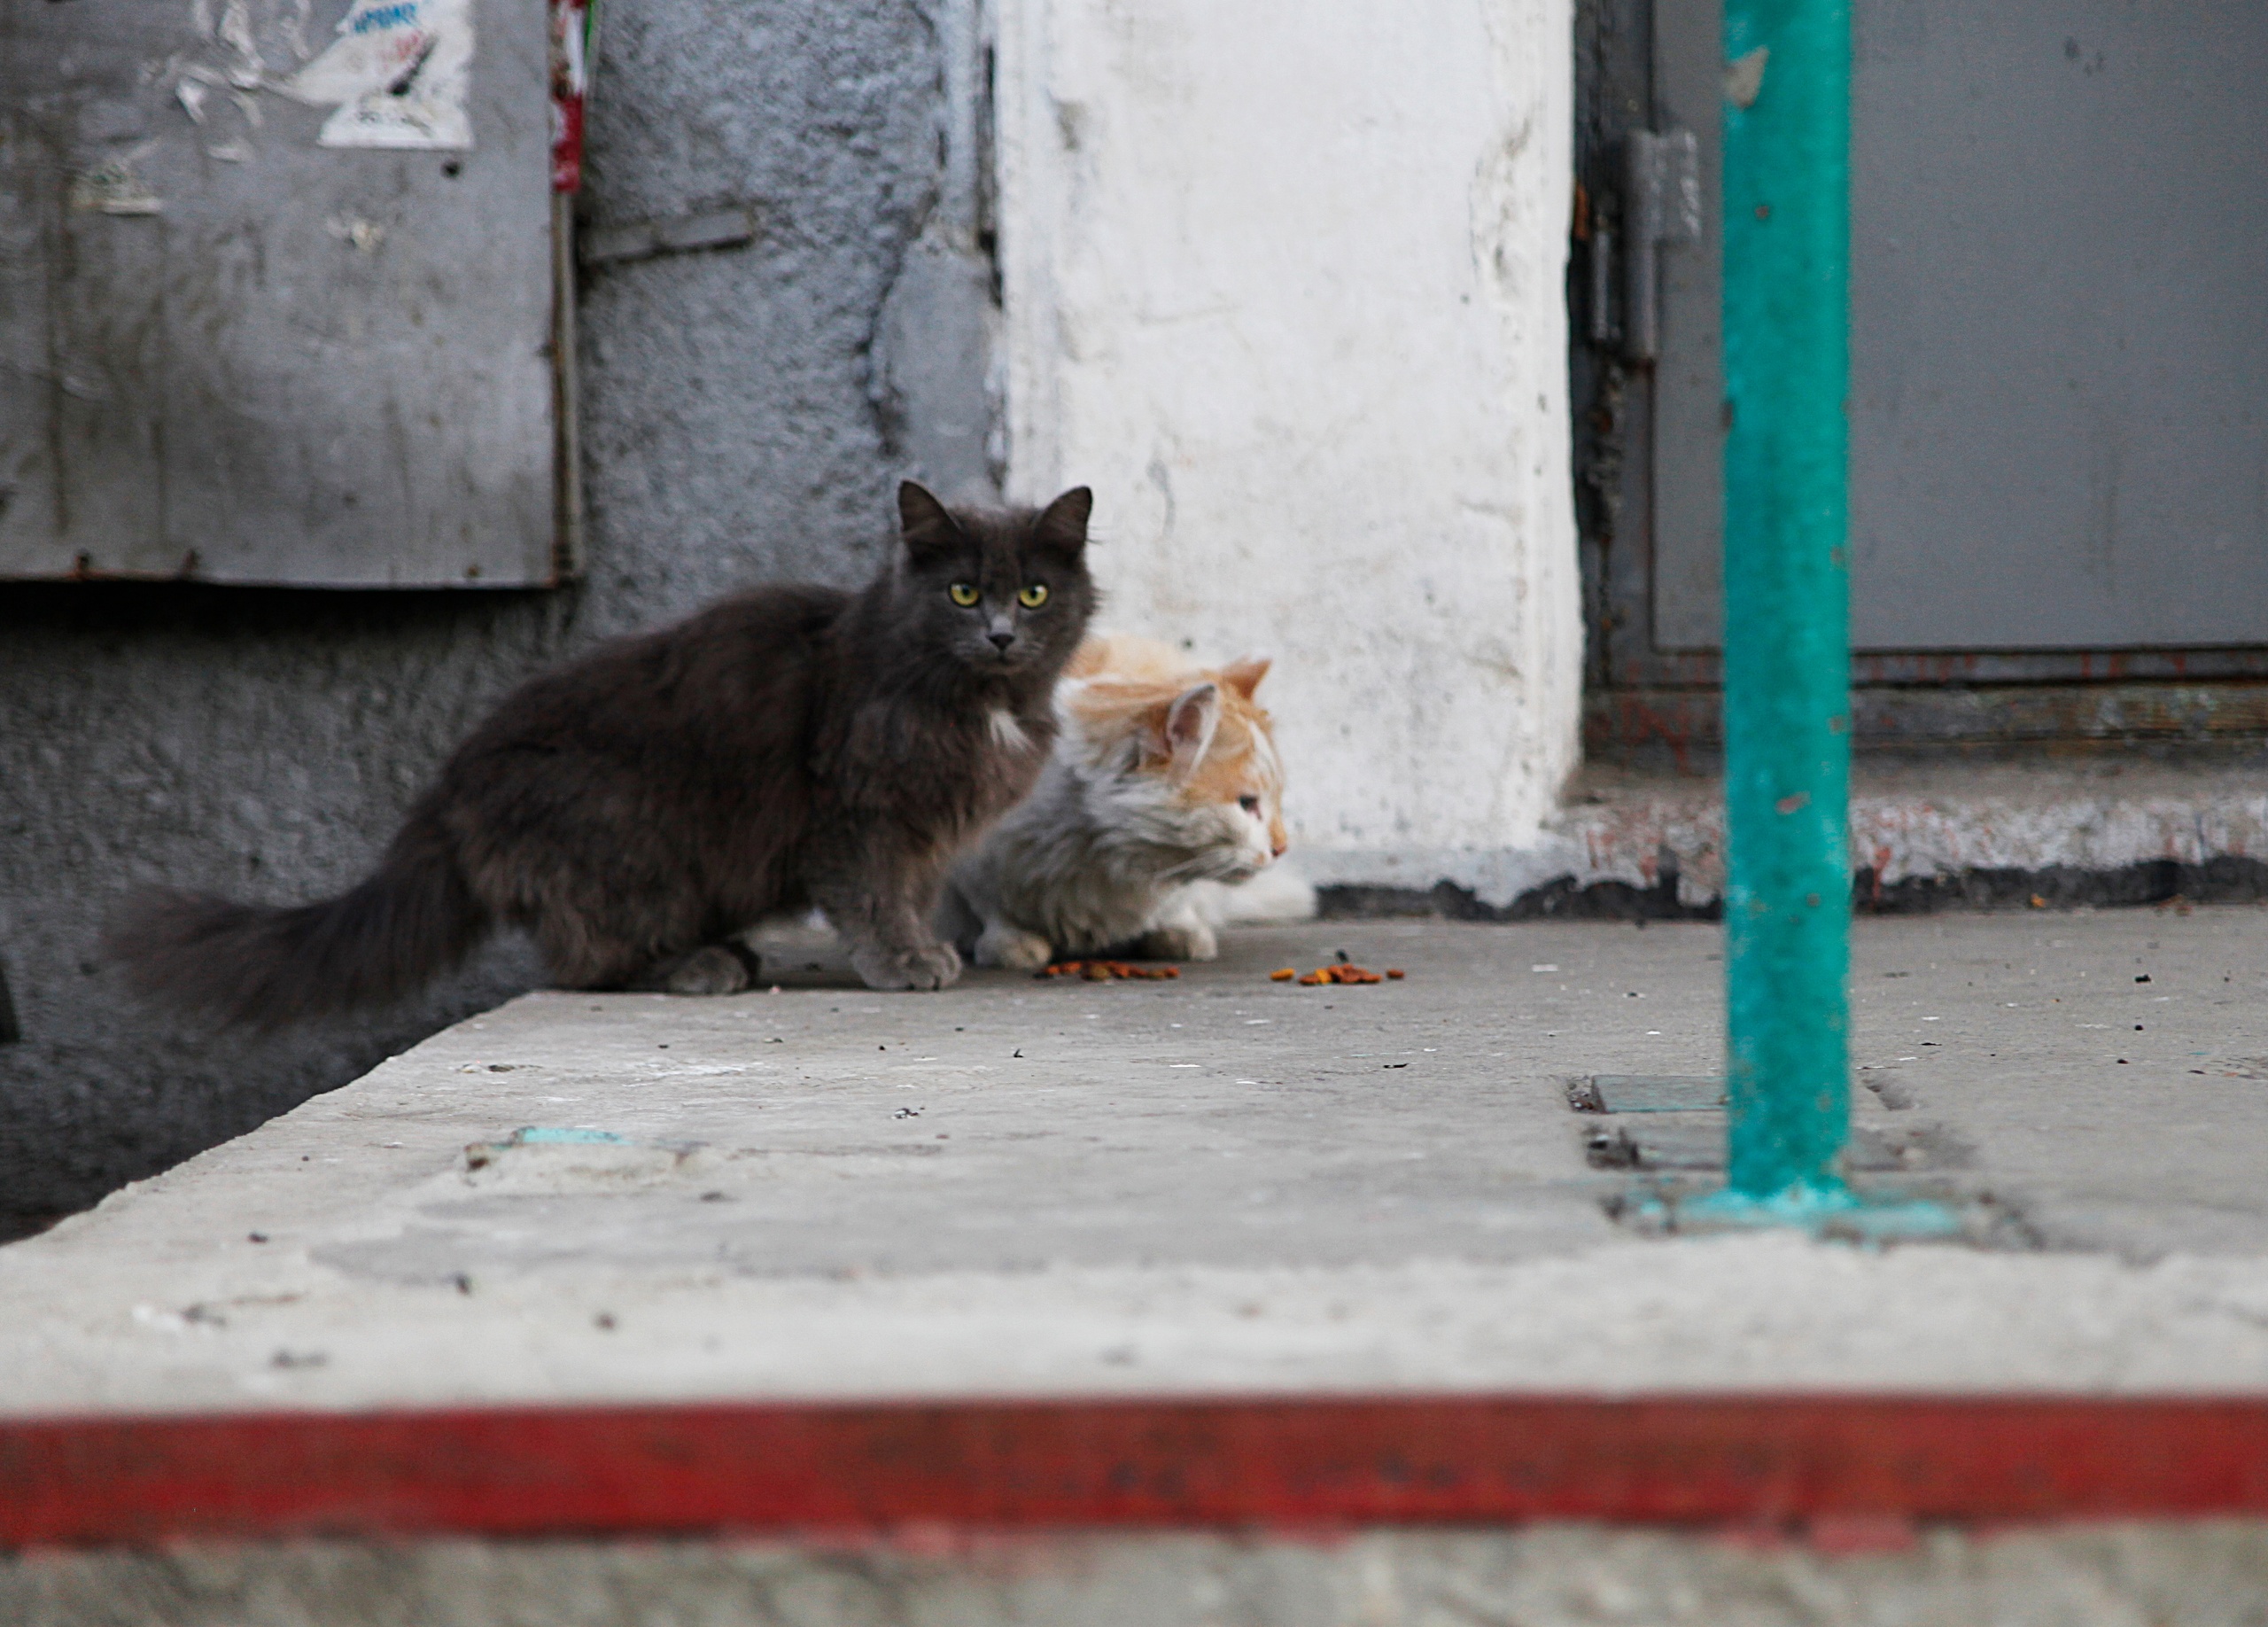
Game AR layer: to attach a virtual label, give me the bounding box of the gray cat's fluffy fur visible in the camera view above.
[110,483,1098,1023]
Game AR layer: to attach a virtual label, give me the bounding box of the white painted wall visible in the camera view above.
[996,0,1581,884]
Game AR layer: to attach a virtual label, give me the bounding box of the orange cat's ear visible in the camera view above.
[1217,656,1270,700]
[1161,681,1222,780]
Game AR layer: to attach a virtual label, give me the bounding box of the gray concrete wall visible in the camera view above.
[0,0,971,1235]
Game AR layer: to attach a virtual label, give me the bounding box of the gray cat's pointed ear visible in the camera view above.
[1035,486,1094,552]
[898,481,963,560]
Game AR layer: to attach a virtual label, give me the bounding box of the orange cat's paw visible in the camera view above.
[1137,918,1218,961]
[975,923,1054,971]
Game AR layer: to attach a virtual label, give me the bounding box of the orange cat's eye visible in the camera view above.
[948,582,981,607]
[1017,583,1049,609]
[1239,796,1262,815]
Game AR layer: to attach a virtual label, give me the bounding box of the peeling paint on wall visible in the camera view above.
[163,0,315,163]
[67,151,163,215]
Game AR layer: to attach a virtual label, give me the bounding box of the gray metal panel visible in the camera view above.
[1652,0,2268,652]
[0,0,557,587]
[1583,1075,1727,1113]
[1648,0,1726,651]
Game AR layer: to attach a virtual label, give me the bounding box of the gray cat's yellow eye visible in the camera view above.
[948,582,981,607]
[1017,583,1049,609]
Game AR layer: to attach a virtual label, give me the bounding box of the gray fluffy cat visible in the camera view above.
[111,484,1098,1022]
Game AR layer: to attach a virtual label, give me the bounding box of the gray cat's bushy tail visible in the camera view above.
[107,808,488,1029]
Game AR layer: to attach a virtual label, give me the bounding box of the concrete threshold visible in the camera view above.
[1308,759,2268,919]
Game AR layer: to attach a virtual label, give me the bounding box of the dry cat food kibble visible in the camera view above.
[1037,960,1182,981]
[1295,964,1387,985]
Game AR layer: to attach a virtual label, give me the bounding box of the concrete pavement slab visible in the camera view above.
[7,911,2268,1415]
[12,1522,2268,1627]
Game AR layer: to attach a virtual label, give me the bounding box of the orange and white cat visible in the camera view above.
[940,634,1302,967]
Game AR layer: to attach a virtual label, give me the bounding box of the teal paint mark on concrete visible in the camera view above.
[1682,1182,1963,1242]
[511,1127,630,1145]
[1719,0,1853,1199]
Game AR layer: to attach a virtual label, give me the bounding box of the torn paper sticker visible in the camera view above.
[276,0,473,151]
[548,0,590,191]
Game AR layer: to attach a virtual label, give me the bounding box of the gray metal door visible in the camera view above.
[1648,0,2268,653]
[0,0,567,588]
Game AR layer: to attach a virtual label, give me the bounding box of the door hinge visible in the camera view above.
[1623,128,1700,362]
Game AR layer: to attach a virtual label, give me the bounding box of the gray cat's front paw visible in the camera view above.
[659,944,756,995]
[853,940,963,992]
[975,923,1054,971]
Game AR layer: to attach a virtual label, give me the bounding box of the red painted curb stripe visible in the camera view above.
[4,1396,2267,1547]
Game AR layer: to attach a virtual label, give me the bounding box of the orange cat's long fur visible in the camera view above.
[939,634,1293,967]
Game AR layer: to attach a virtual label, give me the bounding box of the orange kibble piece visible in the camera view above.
[1270,968,1296,982]
[1081,962,1110,981]
[1386,969,1405,980]
[1298,969,1331,985]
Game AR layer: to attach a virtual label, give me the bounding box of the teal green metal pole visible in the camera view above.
[1720,0,1852,1200]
